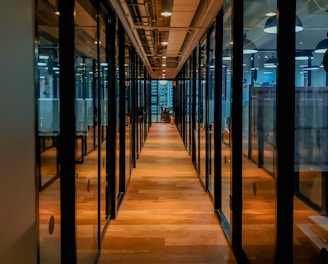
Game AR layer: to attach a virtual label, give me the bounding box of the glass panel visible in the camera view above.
[221,0,232,229]
[37,0,61,262]
[195,45,200,173]
[137,65,142,155]
[294,0,328,262]
[74,1,99,262]
[208,28,215,195]
[199,39,207,185]
[242,0,277,261]
[125,47,132,186]
[151,80,160,122]
[185,60,191,154]
[159,80,173,118]
[115,23,120,206]
[99,10,108,234]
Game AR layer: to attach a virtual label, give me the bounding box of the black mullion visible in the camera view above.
[275,0,296,262]
[58,0,76,262]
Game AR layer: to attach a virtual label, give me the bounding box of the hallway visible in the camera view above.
[98,123,237,263]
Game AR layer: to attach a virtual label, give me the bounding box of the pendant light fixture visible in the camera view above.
[264,56,277,68]
[243,37,257,54]
[314,33,328,54]
[264,15,303,34]
[161,0,173,17]
[295,50,313,60]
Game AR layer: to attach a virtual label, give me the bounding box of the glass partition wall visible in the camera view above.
[199,38,207,186]
[239,0,328,262]
[74,1,104,261]
[241,0,277,262]
[37,0,111,262]
[36,0,61,262]
[99,16,108,235]
[125,45,132,189]
[293,0,328,262]
[185,60,192,155]
[221,0,232,232]
[174,0,328,262]
[208,27,215,196]
[194,45,200,173]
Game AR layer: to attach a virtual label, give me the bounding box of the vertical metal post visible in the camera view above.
[275,0,295,262]
[58,0,76,262]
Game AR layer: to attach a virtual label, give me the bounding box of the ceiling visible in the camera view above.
[109,0,223,79]
[37,0,328,79]
[37,0,223,79]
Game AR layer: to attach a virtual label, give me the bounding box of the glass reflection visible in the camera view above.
[221,1,232,230]
[99,12,108,236]
[37,0,61,262]
[74,1,103,262]
[294,0,328,262]
[195,45,200,173]
[125,45,131,190]
[208,28,215,195]
[199,39,207,185]
[241,0,276,261]
[185,60,192,155]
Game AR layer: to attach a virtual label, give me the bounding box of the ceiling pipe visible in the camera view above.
[136,0,155,55]
[109,0,153,74]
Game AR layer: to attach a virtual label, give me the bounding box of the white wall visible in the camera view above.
[0,0,37,263]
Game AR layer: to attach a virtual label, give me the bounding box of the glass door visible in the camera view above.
[242,0,277,261]
[74,1,100,262]
[37,46,60,190]
[293,0,328,262]
[208,28,215,195]
[199,38,207,186]
[36,0,61,262]
[194,45,200,173]
[99,9,109,235]
[221,1,232,232]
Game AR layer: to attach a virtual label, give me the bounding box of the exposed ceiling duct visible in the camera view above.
[109,0,223,79]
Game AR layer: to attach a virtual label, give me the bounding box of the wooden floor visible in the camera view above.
[38,122,326,263]
[98,123,237,264]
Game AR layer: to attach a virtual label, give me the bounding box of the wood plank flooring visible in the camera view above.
[98,123,237,264]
